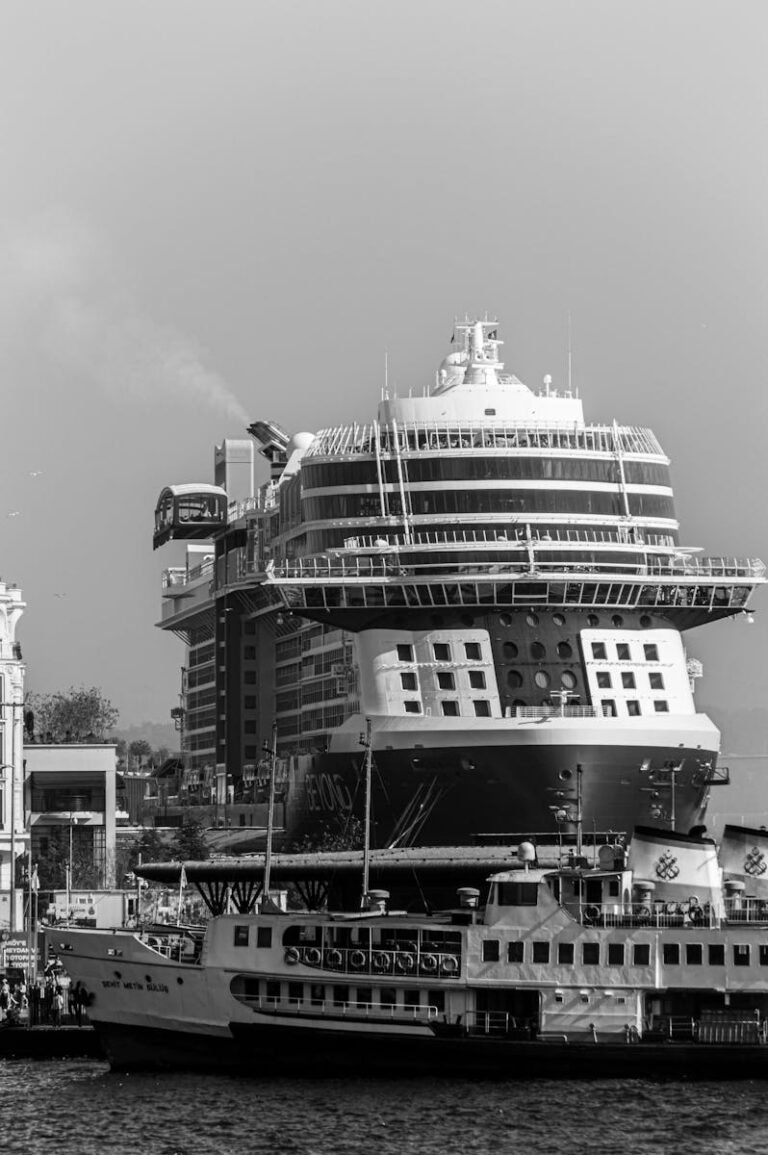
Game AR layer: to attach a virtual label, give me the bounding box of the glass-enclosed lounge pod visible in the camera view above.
[153,483,228,549]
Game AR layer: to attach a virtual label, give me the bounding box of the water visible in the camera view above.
[2,1061,768,1154]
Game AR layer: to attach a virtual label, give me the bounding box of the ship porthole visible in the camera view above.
[534,671,550,689]
[177,977,184,985]
[113,971,122,980]
[561,671,577,689]
[500,613,513,627]
[526,613,539,628]
[507,670,523,689]
[557,642,573,659]
[553,613,566,627]
[587,614,599,627]
[640,614,652,628]
[612,614,624,628]
[530,642,546,660]
[502,642,518,660]
[145,976,152,984]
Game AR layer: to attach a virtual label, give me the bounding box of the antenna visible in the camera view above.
[384,350,389,393]
[567,310,573,394]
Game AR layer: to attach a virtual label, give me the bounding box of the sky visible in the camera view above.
[0,0,766,741]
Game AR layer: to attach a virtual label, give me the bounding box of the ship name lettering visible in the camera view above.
[122,981,144,991]
[101,980,121,989]
[306,774,353,814]
[147,983,169,993]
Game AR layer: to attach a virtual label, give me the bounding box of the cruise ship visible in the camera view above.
[153,319,764,849]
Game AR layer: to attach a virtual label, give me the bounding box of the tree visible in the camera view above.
[26,686,119,743]
[173,817,209,861]
[128,738,153,767]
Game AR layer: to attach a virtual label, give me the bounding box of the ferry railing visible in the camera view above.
[285,943,462,978]
[464,1012,538,1039]
[242,994,440,1022]
[341,529,678,550]
[724,898,768,923]
[578,901,718,928]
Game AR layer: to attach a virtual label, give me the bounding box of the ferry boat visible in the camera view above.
[154,319,764,847]
[46,824,768,1075]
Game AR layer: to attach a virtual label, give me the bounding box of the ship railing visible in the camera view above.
[516,705,597,719]
[286,943,462,978]
[650,1015,767,1045]
[244,994,440,1022]
[140,928,204,962]
[724,898,768,923]
[464,1012,538,1039]
[306,422,665,459]
[341,529,678,550]
[578,901,718,928]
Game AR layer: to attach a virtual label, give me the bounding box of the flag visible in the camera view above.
[179,865,188,891]
[31,866,39,893]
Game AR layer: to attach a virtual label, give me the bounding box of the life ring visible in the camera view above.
[325,949,343,969]
[440,955,459,976]
[372,951,391,973]
[303,947,322,966]
[637,906,651,921]
[284,947,300,965]
[395,952,415,974]
[420,953,438,974]
[350,949,367,970]
[584,905,600,924]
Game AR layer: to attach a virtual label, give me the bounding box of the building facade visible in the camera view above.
[0,581,27,930]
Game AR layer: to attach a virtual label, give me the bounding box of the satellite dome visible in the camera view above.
[518,841,536,863]
[289,431,315,452]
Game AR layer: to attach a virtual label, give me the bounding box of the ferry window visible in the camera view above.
[404,701,421,714]
[759,945,768,966]
[663,943,680,965]
[709,944,725,966]
[686,944,703,965]
[397,644,413,662]
[582,943,600,965]
[356,987,373,1007]
[596,672,612,689]
[428,989,446,1013]
[401,672,417,690]
[437,671,455,690]
[644,644,659,662]
[380,987,397,1009]
[558,942,574,965]
[633,944,650,966]
[473,701,491,717]
[332,985,349,1007]
[484,409,496,416]
[403,989,421,1008]
[233,926,249,947]
[621,672,636,689]
[433,643,451,661]
[469,671,486,689]
[601,701,617,717]
[497,882,539,906]
[649,672,665,690]
[441,701,460,717]
[507,942,524,963]
[607,943,624,966]
[288,982,303,1004]
[465,642,482,661]
[532,942,550,964]
[608,880,620,897]
[266,980,281,1002]
[653,701,669,713]
[310,984,325,1006]
[482,940,500,963]
[256,927,272,949]
[591,643,607,660]
[627,701,641,716]
[734,944,751,967]
[616,643,631,661]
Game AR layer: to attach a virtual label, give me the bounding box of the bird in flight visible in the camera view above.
[29,471,43,478]
[6,511,20,518]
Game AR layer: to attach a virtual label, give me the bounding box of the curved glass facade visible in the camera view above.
[301,458,672,489]
[301,490,677,522]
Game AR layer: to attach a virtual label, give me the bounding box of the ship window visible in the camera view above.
[601,700,617,717]
[734,944,751,967]
[507,670,523,688]
[558,942,574,965]
[437,671,455,690]
[649,672,665,690]
[686,944,703,965]
[441,701,460,717]
[332,985,349,1007]
[502,642,519,662]
[709,944,725,966]
[760,945,768,966]
[404,701,421,714]
[644,644,659,662]
[465,642,482,661]
[607,943,624,966]
[355,987,373,1007]
[582,943,600,965]
[553,613,566,627]
[591,643,607,660]
[397,644,414,662]
[433,643,451,661]
[532,942,550,964]
[621,672,636,689]
[557,642,573,659]
[663,943,680,965]
[561,671,577,689]
[266,980,281,1002]
[497,882,538,906]
[403,988,421,1008]
[612,615,624,628]
[482,940,500,963]
[616,643,631,661]
[310,984,325,1006]
[507,942,524,963]
[401,672,417,690]
[534,671,550,689]
[653,701,669,713]
[427,989,446,1013]
[256,927,272,949]
[484,409,496,416]
[526,613,540,628]
[596,672,612,689]
[233,926,249,947]
[474,700,491,717]
[531,642,546,660]
[633,944,650,966]
[288,982,304,1004]
[627,700,641,716]
[469,671,486,689]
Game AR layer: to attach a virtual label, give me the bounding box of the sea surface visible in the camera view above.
[2,1060,768,1154]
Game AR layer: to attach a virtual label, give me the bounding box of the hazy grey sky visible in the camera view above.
[1,0,766,737]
